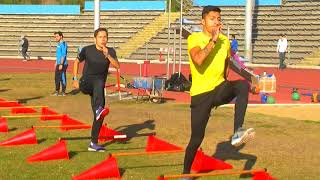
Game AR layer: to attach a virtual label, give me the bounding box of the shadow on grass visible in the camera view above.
[0,78,11,81]
[69,151,78,159]
[97,120,156,146]
[17,96,44,104]
[37,138,46,144]
[212,140,257,179]
[66,89,81,96]
[8,127,18,132]
[0,89,11,92]
[119,168,126,176]
[122,163,183,170]
[113,119,156,141]
[65,146,144,154]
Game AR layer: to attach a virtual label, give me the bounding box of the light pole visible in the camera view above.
[94,0,100,30]
[166,0,172,79]
[178,0,183,77]
[245,0,254,63]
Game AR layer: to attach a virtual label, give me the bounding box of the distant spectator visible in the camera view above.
[52,31,68,96]
[20,35,30,61]
[230,34,238,54]
[277,34,288,69]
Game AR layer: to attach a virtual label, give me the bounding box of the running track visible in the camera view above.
[0,58,319,104]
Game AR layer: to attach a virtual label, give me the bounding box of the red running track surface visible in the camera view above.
[1,58,319,104]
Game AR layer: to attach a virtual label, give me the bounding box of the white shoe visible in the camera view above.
[231,127,255,146]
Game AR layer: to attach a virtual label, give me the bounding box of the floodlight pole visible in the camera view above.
[244,0,254,63]
[166,0,172,79]
[172,29,176,74]
[94,0,100,30]
[178,0,183,77]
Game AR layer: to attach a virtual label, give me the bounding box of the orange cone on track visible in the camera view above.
[0,101,22,107]
[191,150,233,172]
[60,116,91,131]
[11,107,37,114]
[145,135,183,152]
[40,107,62,120]
[41,107,58,115]
[0,117,8,133]
[72,156,121,180]
[253,171,276,180]
[0,128,37,146]
[27,140,69,162]
[98,125,125,142]
[158,176,168,180]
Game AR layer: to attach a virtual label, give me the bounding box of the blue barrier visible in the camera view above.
[193,0,282,6]
[0,5,80,15]
[84,1,166,11]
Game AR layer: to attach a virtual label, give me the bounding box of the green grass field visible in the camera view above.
[0,73,319,179]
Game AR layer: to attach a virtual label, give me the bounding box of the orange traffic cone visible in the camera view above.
[253,171,276,180]
[40,107,62,121]
[142,60,150,77]
[145,135,183,152]
[27,140,69,162]
[98,125,125,142]
[0,128,37,146]
[60,116,91,131]
[41,107,58,115]
[191,150,233,172]
[72,156,121,180]
[159,51,164,62]
[0,101,22,107]
[11,107,37,114]
[158,176,168,180]
[0,117,8,133]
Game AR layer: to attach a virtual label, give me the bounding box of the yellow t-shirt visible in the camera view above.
[188,32,230,96]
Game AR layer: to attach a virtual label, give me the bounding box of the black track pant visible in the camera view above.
[79,75,106,143]
[279,52,286,69]
[183,80,249,174]
[54,64,68,93]
[21,47,29,60]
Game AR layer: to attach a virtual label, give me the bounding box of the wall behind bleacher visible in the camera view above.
[0,4,80,14]
[84,0,166,11]
[193,0,282,6]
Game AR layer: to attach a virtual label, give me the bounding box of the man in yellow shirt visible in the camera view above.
[181,6,255,177]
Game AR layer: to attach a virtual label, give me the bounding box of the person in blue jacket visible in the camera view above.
[231,34,238,54]
[53,31,68,96]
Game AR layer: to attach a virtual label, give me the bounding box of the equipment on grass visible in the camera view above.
[312,93,319,103]
[158,168,270,180]
[165,72,191,92]
[119,75,135,88]
[291,88,300,101]
[260,94,268,104]
[267,96,275,104]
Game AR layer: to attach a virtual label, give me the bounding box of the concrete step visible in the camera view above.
[300,57,320,66]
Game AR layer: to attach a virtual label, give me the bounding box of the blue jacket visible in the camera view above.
[56,41,68,65]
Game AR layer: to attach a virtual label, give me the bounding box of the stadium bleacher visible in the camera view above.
[0,0,319,65]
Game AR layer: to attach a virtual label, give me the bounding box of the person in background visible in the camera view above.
[53,31,68,96]
[20,35,30,61]
[277,34,288,69]
[230,34,238,54]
